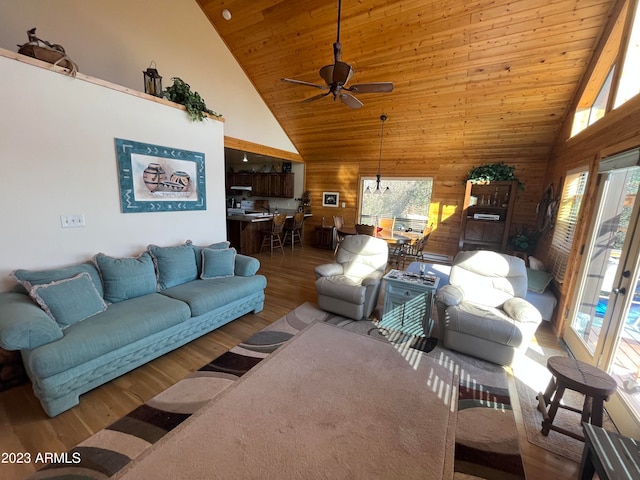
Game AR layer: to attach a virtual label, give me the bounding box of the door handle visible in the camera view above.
[622,270,631,278]
[613,287,627,295]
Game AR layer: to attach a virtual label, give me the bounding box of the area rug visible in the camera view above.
[114,321,458,479]
[29,302,523,480]
[513,341,618,463]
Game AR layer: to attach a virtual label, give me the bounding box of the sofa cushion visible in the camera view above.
[29,272,107,328]
[315,276,366,304]
[0,293,63,350]
[201,248,236,279]
[160,275,267,317]
[11,262,104,298]
[23,293,191,379]
[186,240,230,274]
[149,244,198,289]
[94,252,157,303]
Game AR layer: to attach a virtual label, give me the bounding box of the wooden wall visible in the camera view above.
[304,155,547,258]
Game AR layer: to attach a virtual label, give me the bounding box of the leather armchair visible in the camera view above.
[435,250,542,365]
[315,235,389,320]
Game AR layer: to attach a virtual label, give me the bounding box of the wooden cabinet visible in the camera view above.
[459,180,517,252]
[226,172,294,198]
[251,173,294,198]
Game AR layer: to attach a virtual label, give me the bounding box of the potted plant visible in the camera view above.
[162,77,222,122]
[464,162,525,190]
[509,225,539,252]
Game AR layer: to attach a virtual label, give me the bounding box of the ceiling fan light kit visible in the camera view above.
[281,0,393,109]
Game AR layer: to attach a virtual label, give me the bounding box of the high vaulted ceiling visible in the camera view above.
[198,0,616,166]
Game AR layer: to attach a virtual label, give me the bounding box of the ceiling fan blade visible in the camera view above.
[302,92,331,103]
[339,92,363,109]
[332,61,353,85]
[281,78,327,90]
[347,82,394,93]
[319,61,353,86]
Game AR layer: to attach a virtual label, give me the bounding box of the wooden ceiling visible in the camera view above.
[198,0,616,167]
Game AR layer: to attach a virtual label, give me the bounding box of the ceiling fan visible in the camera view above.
[281,0,393,109]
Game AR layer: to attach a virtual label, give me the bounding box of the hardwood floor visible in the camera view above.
[0,245,579,479]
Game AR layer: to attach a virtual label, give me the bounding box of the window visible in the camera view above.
[548,169,589,283]
[614,1,640,107]
[359,177,433,232]
[570,0,639,137]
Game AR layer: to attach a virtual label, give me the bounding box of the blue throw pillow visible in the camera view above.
[186,240,230,274]
[29,272,107,328]
[11,262,104,298]
[94,252,157,303]
[148,244,198,289]
[201,247,236,279]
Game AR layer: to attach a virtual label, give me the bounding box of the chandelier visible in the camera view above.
[365,114,389,195]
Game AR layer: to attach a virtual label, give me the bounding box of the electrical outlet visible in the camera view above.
[60,214,86,228]
[341,202,346,208]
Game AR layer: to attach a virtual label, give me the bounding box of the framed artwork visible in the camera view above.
[322,191,339,207]
[115,138,206,213]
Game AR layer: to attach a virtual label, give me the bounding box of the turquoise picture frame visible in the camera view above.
[115,138,206,213]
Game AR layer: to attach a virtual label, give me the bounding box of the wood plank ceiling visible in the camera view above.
[198,0,616,168]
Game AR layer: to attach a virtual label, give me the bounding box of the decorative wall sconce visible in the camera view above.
[143,61,163,97]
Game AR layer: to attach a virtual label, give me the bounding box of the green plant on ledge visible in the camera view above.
[464,162,525,190]
[162,77,222,122]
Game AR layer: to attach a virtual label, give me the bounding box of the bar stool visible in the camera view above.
[537,356,617,441]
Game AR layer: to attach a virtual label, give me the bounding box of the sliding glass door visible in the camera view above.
[564,148,640,437]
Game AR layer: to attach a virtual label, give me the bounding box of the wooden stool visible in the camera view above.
[537,356,617,441]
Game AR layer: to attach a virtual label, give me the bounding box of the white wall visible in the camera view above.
[0,0,297,154]
[0,55,226,291]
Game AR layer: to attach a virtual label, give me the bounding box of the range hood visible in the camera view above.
[230,185,252,191]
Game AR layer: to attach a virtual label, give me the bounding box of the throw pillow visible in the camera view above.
[526,268,554,293]
[186,240,231,274]
[94,252,157,303]
[148,244,198,289]
[201,247,236,279]
[528,256,545,271]
[11,262,105,298]
[29,272,107,328]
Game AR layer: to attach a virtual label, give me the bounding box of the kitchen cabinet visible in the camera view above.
[226,172,294,198]
[458,180,517,252]
[251,173,294,198]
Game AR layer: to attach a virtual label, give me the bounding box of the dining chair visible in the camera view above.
[284,211,305,250]
[378,217,395,234]
[355,223,376,236]
[401,226,433,267]
[260,214,286,255]
[333,215,346,254]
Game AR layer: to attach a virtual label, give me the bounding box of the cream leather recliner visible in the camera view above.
[435,250,542,365]
[315,235,389,320]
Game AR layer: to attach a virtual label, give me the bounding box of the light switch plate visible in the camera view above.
[60,214,86,228]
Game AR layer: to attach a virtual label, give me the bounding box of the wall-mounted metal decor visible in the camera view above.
[115,138,206,213]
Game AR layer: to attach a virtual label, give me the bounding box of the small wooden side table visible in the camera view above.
[381,269,439,337]
[579,422,640,479]
[537,356,618,441]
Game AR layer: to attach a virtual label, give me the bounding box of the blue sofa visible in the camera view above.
[0,241,266,416]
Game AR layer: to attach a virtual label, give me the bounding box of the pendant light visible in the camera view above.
[242,152,249,163]
[365,114,389,195]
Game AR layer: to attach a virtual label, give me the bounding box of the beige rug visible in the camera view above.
[30,302,523,480]
[114,321,458,480]
[513,341,618,463]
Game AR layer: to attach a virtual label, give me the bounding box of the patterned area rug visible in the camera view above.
[29,302,523,480]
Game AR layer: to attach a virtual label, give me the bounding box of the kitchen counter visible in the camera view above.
[226,210,311,254]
